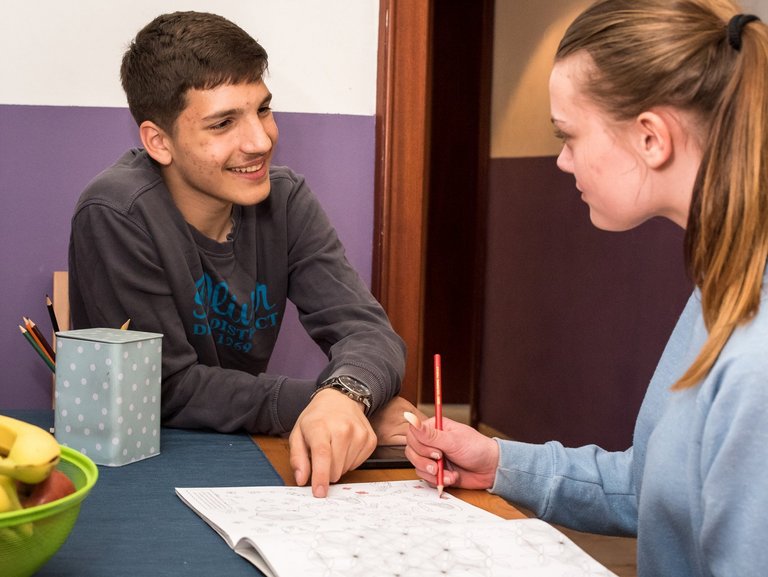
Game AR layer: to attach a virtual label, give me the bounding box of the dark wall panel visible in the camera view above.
[479,156,692,450]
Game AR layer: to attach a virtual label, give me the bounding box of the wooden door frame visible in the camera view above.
[373,0,431,404]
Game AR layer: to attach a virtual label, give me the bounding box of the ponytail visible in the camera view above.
[677,12,768,388]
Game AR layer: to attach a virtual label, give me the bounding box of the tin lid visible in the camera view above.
[56,328,163,344]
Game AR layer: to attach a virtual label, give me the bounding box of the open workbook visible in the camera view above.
[176,480,617,577]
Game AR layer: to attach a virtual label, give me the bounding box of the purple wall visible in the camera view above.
[479,156,693,450]
[0,104,375,409]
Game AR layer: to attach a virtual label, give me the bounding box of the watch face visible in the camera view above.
[337,376,371,397]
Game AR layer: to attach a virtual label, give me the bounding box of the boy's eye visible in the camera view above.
[210,119,233,130]
[258,105,272,116]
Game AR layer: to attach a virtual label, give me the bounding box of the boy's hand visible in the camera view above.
[369,396,428,446]
[288,388,376,497]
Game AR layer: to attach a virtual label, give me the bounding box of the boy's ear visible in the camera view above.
[139,121,173,166]
[635,111,673,169]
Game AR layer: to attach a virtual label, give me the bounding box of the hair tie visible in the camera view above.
[727,14,760,51]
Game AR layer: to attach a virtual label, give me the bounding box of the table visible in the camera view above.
[255,435,526,520]
[3,411,523,577]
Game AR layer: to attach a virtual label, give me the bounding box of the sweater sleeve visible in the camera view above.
[491,439,638,536]
[279,173,406,414]
[698,366,768,575]
[69,201,314,435]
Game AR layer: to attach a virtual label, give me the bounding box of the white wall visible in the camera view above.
[0,0,378,115]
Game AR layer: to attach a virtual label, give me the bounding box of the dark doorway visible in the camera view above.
[420,0,495,413]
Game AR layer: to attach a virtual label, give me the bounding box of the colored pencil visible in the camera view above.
[434,353,444,497]
[23,317,55,364]
[120,319,131,330]
[46,294,60,333]
[19,325,55,372]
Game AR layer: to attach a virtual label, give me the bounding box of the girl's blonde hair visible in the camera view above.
[556,0,768,389]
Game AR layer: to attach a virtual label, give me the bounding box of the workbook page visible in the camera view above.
[176,480,616,577]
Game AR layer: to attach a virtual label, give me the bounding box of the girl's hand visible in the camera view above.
[403,412,499,491]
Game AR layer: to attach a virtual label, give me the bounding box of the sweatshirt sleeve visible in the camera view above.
[279,173,406,414]
[698,366,768,575]
[69,200,314,435]
[491,439,638,536]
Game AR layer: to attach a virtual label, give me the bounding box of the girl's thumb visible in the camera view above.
[403,411,422,429]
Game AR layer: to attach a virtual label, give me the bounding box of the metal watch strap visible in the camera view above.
[310,375,372,415]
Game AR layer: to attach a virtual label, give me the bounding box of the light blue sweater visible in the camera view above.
[491,282,768,576]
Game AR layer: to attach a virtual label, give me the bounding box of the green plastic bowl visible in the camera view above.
[0,446,98,577]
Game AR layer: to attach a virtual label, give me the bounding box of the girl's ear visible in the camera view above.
[139,121,173,166]
[635,110,673,169]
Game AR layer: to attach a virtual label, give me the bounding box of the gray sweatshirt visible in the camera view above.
[69,149,404,435]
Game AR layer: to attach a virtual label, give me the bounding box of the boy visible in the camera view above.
[69,11,414,497]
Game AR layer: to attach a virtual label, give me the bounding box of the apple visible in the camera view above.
[18,470,76,508]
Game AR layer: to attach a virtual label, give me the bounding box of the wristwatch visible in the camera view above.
[310,375,372,415]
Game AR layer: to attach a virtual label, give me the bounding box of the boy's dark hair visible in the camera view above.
[120,11,268,131]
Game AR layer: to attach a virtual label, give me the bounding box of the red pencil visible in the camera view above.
[434,353,444,497]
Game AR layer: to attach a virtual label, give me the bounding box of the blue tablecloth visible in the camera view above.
[5,410,284,576]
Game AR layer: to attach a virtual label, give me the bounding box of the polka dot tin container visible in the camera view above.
[54,328,163,466]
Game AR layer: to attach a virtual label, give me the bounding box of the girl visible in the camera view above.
[405,1,768,575]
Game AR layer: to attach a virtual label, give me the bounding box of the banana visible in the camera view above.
[0,474,34,538]
[0,415,61,484]
[0,474,22,513]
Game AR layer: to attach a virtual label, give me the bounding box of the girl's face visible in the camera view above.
[549,54,670,231]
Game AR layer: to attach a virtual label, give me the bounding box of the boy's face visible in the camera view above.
[160,80,278,213]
